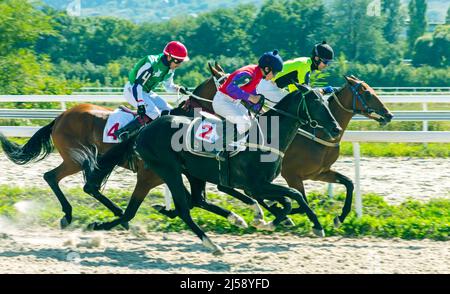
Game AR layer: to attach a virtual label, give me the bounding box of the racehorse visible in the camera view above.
[102,85,342,254]
[151,75,393,227]
[83,72,393,233]
[282,75,393,225]
[0,62,243,229]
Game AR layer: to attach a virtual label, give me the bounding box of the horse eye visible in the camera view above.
[364,90,372,99]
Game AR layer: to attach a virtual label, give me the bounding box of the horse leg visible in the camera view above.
[89,169,162,230]
[284,174,309,214]
[152,162,223,255]
[43,162,80,229]
[251,182,324,237]
[313,170,354,228]
[154,179,248,229]
[83,184,128,229]
[218,185,265,227]
[190,180,248,229]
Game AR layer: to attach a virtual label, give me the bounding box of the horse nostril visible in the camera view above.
[385,112,394,122]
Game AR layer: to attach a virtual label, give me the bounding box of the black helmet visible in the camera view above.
[312,41,334,61]
[258,49,284,74]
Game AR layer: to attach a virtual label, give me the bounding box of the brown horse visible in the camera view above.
[282,75,393,226]
[85,74,392,232]
[0,62,243,229]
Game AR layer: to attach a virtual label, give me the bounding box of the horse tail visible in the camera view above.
[0,120,55,165]
[71,139,136,189]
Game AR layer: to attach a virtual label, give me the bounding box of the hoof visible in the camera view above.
[227,212,248,229]
[86,222,98,231]
[60,216,71,229]
[87,222,106,231]
[333,216,342,228]
[202,236,224,255]
[152,204,165,212]
[280,217,295,227]
[313,228,325,237]
[250,218,267,229]
[252,219,275,231]
[120,222,130,230]
[212,247,225,256]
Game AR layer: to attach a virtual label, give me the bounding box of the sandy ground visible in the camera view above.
[0,154,449,274]
[0,153,448,204]
[0,223,448,274]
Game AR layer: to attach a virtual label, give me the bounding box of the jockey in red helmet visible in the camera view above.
[115,41,189,141]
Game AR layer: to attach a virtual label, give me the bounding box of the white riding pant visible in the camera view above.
[212,91,252,135]
[124,82,173,120]
[256,79,288,103]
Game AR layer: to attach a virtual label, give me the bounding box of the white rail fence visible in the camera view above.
[1,94,450,217]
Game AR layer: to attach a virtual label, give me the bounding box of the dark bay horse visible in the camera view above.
[103,86,342,254]
[282,75,393,226]
[0,62,239,229]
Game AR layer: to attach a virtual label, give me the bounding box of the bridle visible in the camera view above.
[329,80,384,120]
[264,88,332,132]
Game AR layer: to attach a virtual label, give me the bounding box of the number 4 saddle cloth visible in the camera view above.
[103,106,151,143]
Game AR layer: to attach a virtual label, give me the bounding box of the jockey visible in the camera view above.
[273,41,335,95]
[213,50,284,136]
[114,41,189,141]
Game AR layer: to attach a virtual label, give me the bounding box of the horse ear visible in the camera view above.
[343,75,351,83]
[292,80,310,94]
[214,61,225,73]
[350,74,357,80]
[208,61,214,75]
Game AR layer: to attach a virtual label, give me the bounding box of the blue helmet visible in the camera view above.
[258,50,283,74]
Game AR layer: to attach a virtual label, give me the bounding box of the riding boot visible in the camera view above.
[114,116,145,142]
[161,110,171,116]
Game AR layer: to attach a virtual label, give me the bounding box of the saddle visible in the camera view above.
[186,111,248,159]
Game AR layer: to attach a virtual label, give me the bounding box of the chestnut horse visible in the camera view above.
[0,62,243,229]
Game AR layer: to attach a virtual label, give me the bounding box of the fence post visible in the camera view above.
[164,185,172,210]
[422,102,428,132]
[353,142,363,218]
[327,183,333,198]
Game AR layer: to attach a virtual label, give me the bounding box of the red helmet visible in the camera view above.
[163,41,189,61]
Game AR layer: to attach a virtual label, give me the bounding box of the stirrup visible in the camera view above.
[215,151,227,162]
[116,130,131,142]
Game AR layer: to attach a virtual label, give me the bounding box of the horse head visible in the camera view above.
[335,75,393,126]
[272,83,342,141]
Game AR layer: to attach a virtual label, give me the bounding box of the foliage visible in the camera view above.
[407,0,427,55]
[0,185,447,240]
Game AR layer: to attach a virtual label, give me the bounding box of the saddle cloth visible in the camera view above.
[103,106,135,143]
[186,111,248,158]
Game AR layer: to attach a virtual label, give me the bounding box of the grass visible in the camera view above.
[0,185,448,241]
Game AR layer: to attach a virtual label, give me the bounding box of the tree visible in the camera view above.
[0,0,54,55]
[431,25,450,67]
[446,6,450,24]
[382,0,404,43]
[330,0,393,64]
[412,34,434,66]
[407,0,427,54]
[0,0,69,94]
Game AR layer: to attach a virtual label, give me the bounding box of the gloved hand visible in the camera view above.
[322,86,334,94]
[137,104,146,118]
[178,85,189,95]
[251,94,265,114]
